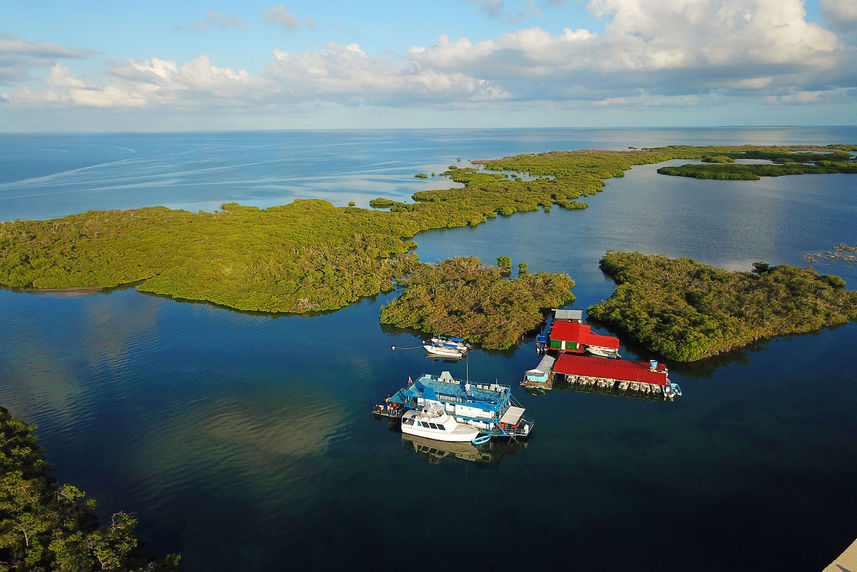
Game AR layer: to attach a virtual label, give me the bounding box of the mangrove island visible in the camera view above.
[587,251,857,362]
[1,144,854,346]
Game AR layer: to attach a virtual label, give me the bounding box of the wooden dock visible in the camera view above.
[521,371,555,391]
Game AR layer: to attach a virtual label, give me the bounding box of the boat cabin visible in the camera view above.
[525,354,555,382]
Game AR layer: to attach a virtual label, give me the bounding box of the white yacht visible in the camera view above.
[400,403,480,442]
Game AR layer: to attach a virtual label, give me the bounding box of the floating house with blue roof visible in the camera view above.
[386,371,533,438]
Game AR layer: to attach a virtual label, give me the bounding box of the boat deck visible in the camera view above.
[393,373,509,408]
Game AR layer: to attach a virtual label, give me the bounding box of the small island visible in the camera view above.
[587,251,857,362]
[379,256,574,350]
[0,407,179,570]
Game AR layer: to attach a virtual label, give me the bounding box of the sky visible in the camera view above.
[1,0,856,131]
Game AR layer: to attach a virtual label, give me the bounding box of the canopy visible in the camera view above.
[526,354,556,376]
[499,406,525,425]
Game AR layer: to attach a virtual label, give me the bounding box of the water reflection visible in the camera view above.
[82,294,164,371]
[529,378,668,402]
[131,382,349,513]
[402,434,527,467]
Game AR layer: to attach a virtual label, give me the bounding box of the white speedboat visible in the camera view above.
[423,336,470,359]
[423,343,465,358]
[585,345,621,359]
[430,336,469,351]
[401,403,480,442]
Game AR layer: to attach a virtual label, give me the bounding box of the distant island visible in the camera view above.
[657,147,857,179]
[1,143,854,340]
[587,251,857,362]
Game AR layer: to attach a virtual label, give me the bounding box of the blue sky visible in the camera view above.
[1,0,855,131]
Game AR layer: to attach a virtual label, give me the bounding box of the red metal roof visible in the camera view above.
[553,353,668,385]
[550,321,620,349]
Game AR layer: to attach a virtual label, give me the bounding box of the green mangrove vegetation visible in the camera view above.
[0,407,179,571]
[701,155,734,163]
[1,144,854,315]
[379,257,574,350]
[657,146,857,179]
[587,251,857,362]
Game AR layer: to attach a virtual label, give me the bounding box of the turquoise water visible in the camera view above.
[1,128,856,570]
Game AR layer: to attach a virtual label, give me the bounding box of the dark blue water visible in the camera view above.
[1,128,856,570]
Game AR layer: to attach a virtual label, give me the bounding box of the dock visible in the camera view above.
[522,350,680,399]
[372,400,404,420]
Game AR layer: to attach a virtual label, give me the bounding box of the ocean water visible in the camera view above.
[1,128,856,570]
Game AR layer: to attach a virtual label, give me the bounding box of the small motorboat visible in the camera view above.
[663,382,683,399]
[423,335,470,359]
[585,345,621,359]
[471,434,491,446]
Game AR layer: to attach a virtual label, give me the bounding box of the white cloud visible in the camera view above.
[470,0,506,18]
[0,33,90,84]
[5,44,509,111]
[467,0,544,22]
[2,0,855,124]
[820,0,857,35]
[587,0,839,69]
[191,11,245,31]
[8,55,267,109]
[406,0,845,101]
[266,43,509,103]
[262,5,301,32]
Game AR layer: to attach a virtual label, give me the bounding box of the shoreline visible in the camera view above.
[14,285,104,295]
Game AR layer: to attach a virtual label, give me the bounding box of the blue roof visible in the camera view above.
[390,372,510,412]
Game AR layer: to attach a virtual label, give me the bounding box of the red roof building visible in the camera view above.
[549,321,620,353]
[553,353,669,386]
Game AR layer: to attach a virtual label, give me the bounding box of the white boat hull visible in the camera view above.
[401,423,479,442]
[585,346,620,358]
[401,408,479,442]
[423,344,464,358]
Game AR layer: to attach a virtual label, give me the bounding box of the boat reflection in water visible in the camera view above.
[402,433,527,467]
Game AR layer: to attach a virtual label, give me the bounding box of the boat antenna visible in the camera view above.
[466,351,469,383]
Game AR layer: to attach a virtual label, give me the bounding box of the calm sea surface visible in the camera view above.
[1,128,856,570]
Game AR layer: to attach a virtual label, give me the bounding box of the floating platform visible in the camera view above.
[522,353,681,400]
[372,399,405,420]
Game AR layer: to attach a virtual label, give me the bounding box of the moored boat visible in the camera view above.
[386,371,533,439]
[423,336,470,358]
[401,403,480,442]
[423,343,465,358]
[585,345,621,359]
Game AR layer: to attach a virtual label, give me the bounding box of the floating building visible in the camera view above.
[524,309,682,400]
